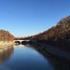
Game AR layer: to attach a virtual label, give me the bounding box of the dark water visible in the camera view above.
[0,45,54,70]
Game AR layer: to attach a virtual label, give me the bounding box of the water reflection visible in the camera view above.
[0,45,14,63]
[27,44,70,70]
[0,45,54,70]
[0,44,70,70]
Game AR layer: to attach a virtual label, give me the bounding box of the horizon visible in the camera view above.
[0,0,70,37]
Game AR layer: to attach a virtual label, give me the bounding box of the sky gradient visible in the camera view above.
[0,0,70,37]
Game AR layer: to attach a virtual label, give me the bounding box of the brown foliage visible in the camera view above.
[0,29,14,41]
[31,16,70,41]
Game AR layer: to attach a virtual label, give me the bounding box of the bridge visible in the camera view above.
[14,38,30,45]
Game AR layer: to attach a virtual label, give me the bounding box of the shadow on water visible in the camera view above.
[0,45,14,63]
[26,44,70,70]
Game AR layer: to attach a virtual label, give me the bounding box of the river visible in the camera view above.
[0,45,69,70]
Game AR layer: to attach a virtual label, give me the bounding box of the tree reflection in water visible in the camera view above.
[27,44,70,70]
[0,46,14,63]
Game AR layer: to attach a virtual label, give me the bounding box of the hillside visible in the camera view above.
[0,29,14,41]
[31,16,70,41]
[31,16,70,51]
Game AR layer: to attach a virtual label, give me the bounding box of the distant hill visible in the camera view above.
[0,29,14,41]
[14,36,32,40]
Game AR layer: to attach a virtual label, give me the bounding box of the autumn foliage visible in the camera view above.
[31,16,70,41]
[0,30,14,41]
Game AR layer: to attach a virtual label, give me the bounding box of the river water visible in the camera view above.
[0,45,55,70]
[0,45,69,70]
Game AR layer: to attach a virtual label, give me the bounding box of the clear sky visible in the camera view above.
[0,0,70,37]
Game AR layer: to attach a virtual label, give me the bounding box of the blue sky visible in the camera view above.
[0,0,70,37]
